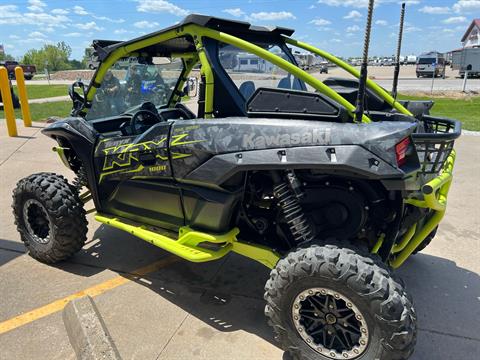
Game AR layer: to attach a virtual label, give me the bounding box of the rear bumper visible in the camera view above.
[389,150,456,268]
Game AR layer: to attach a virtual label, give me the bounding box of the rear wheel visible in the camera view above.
[265,243,416,360]
[12,172,88,263]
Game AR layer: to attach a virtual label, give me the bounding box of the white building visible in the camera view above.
[461,19,480,48]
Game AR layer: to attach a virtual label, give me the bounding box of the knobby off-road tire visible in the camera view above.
[12,172,88,263]
[264,243,417,360]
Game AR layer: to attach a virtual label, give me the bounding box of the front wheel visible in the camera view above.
[12,172,88,263]
[265,243,416,360]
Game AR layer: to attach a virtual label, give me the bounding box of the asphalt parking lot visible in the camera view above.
[0,120,479,360]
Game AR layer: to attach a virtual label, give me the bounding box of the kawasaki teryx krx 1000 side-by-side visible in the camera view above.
[12,15,460,360]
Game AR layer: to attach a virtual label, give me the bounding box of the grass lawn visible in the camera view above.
[13,84,69,99]
[0,101,71,122]
[400,94,480,131]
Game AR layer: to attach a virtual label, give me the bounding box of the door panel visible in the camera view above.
[94,122,184,228]
[94,123,172,184]
[106,180,184,229]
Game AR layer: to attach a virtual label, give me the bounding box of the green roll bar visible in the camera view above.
[85,24,419,122]
[284,38,413,116]
[86,27,184,103]
[192,25,371,123]
[87,25,375,123]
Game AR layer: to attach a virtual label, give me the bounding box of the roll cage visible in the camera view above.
[84,14,412,123]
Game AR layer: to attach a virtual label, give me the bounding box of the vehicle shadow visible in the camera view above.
[57,225,480,359]
[0,238,25,267]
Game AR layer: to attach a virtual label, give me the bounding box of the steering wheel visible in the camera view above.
[129,109,164,135]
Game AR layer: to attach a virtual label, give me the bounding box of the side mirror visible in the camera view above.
[183,76,198,98]
[69,81,87,115]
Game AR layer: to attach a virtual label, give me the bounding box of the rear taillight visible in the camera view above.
[395,137,411,167]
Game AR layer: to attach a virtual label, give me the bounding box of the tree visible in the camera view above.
[68,59,83,69]
[21,42,73,71]
[0,52,15,61]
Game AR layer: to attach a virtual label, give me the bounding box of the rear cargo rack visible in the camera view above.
[412,116,461,175]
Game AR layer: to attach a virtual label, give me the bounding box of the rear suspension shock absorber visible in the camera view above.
[272,170,314,243]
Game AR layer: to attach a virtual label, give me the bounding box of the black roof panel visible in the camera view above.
[92,14,295,59]
[180,14,295,37]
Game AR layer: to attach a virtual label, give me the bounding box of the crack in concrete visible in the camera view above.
[155,313,190,360]
[2,245,479,344]
[418,327,480,342]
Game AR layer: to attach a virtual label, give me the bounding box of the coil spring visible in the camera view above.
[72,165,88,191]
[273,182,313,243]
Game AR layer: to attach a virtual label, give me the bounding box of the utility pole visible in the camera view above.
[430,62,436,94]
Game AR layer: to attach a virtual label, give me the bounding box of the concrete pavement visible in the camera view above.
[28,95,70,104]
[0,119,479,360]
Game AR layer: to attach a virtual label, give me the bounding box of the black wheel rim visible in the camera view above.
[292,287,369,359]
[23,199,51,244]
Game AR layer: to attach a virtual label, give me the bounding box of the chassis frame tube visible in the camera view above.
[95,214,280,269]
[284,38,413,117]
[84,24,422,123]
[86,25,371,122]
[86,27,184,103]
[390,150,455,268]
[193,26,371,123]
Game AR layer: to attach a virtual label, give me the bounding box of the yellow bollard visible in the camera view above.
[0,66,18,137]
[14,67,32,127]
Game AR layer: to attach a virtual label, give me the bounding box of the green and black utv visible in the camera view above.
[12,15,460,360]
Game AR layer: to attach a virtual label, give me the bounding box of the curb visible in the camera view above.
[462,130,480,136]
[63,295,121,360]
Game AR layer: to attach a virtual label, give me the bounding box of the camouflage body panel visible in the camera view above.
[169,118,417,180]
[43,116,417,189]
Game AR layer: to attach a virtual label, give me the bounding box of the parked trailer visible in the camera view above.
[232,53,274,73]
[452,50,462,70]
[405,55,417,65]
[452,47,480,78]
[295,53,325,70]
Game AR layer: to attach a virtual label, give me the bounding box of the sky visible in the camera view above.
[1,0,479,60]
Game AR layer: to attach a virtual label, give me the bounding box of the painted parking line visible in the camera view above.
[0,256,179,335]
